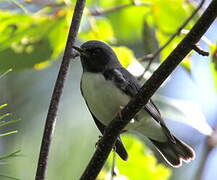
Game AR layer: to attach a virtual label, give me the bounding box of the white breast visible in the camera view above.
[81,72,130,125]
[81,72,167,141]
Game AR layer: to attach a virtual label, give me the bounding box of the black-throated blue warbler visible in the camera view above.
[73,40,195,167]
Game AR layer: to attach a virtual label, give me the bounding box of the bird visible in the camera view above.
[73,40,195,167]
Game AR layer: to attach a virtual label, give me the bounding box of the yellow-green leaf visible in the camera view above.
[112,46,135,67]
[79,18,114,42]
[104,135,171,180]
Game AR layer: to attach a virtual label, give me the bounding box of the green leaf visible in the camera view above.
[0,38,53,71]
[151,0,193,34]
[0,69,12,79]
[149,0,196,71]
[0,174,20,180]
[0,150,20,161]
[79,18,114,42]
[47,17,68,59]
[210,45,217,91]
[0,130,18,137]
[0,113,11,120]
[103,135,171,180]
[112,46,135,67]
[181,53,192,72]
[99,0,151,43]
[0,119,21,127]
[0,10,69,71]
[211,62,217,91]
[0,104,8,109]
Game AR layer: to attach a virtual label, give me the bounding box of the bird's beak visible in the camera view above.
[72,46,87,56]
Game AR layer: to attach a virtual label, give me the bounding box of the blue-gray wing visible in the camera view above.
[104,67,174,141]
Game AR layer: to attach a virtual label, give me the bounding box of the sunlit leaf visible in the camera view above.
[210,45,217,91]
[151,0,193,34]
[0,69,12,79]
[0,38,53,71]
[0,104,8,109]
[0,119,21,128]
[181,52,193,72]
[0,113,11,120]
[112,46,135,67]
[103,135,171,180]
[99,0,151,43]
[0,150,20,161]
[47,16,68,59]
[0,174,19,180]
[150,0,196,71]
[0,10,68,71]
[79,18,114,42]
[211,62,217,91]
[0,130,18,137]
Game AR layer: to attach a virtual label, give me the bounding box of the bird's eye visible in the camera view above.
[91,48,101,55]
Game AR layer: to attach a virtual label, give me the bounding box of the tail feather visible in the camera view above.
[150,136,195,167]
[115,137,128,161]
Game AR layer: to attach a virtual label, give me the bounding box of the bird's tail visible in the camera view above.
[115,137,128,161]
[149,136,195,167]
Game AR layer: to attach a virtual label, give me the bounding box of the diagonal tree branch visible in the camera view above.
[80,0,217,179]
[35,0,86,179]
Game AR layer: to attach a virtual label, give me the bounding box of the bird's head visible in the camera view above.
[73,40,120,72]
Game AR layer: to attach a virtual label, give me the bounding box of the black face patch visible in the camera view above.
[80,41,120,73]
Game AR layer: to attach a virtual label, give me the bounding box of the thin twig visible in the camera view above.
[138,0,205,75]
[89,1,150,16]
[12,0,29,13]
[80,0,217,179]
[192,44,209,56]
[25,0,65,7]
[35,0,86,179]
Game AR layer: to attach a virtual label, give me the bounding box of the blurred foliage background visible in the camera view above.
[0,0,217,179]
